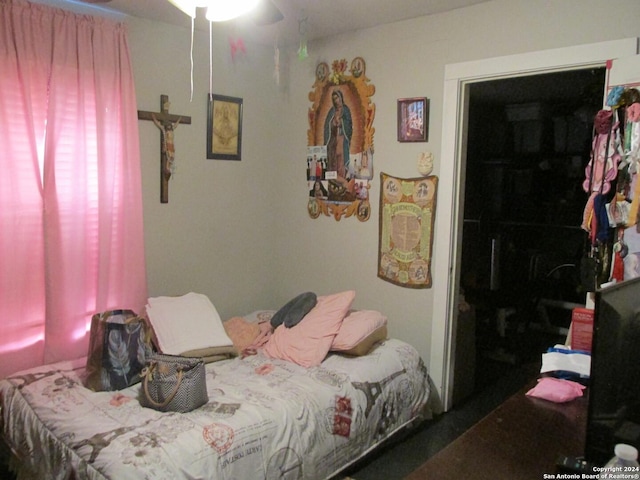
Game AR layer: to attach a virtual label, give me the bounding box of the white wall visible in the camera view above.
[122,0,640,398]
[271,0,640,380]
[128,17,284,318]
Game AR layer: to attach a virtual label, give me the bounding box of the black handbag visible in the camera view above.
[140,353,208,413]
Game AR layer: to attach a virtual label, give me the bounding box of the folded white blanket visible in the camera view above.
[540,349,591,378]
[146,292,233,355]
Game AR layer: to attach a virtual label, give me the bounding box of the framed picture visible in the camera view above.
[397,97,428,143]
[207,94,243,160]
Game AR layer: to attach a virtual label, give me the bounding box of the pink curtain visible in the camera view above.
[0,0,147,378]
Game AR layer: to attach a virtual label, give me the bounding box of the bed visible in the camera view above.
[0,299,431,480]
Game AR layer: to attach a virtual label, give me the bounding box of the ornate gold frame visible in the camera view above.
[307,57,376,221]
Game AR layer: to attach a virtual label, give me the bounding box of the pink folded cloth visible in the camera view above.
[526,377,585,403]
[241,321,273,357]
[223,316,261,352]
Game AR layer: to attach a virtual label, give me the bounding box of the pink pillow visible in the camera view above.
[262,290,355,367]
[331,310,387,352]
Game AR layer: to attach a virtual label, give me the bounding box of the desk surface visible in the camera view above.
[406,378,588,480]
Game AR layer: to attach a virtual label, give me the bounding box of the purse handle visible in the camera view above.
[142,364,184,409]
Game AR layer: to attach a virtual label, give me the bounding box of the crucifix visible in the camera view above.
[138,94,192,203]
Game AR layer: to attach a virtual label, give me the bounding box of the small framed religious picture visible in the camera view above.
[397,97,429,143]
[207,94,243,160]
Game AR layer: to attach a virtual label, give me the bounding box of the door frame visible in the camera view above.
[431,37,639,411]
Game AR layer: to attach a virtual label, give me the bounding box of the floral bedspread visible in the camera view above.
[0,339,429,480]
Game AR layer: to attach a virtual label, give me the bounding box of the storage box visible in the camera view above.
[570,308,594,353]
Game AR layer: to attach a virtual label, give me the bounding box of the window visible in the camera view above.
[0,2,147,377]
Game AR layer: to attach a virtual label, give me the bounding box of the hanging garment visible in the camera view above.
[610,230,627,282]
[606,193,631,227]
[594,194,613,244]
[582,109,622,243]
[623,99,640,226]
[582,110,621,197]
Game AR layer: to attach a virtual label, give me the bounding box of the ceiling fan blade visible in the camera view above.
[251,0,284,26]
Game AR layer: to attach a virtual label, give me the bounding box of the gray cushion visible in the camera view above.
[270,292,318,328]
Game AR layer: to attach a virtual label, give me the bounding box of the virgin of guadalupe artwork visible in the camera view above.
[307,58,376,221]
[324,89,352,180]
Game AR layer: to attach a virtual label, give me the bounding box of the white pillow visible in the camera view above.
[146,292,233,355]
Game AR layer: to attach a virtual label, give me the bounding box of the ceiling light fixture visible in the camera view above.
[165,0,261,102]
[167,0,260,22]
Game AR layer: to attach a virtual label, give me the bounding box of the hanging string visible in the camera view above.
[189,16,195,102]
[209,21,213,95]
[273,36,280,86]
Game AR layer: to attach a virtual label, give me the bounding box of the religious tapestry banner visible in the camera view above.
[378,173,438,288]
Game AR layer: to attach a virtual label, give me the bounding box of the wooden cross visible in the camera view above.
[138,94,192,203]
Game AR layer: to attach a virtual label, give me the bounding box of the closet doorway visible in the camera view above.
[459,68,605,393]
[430,39,638,412]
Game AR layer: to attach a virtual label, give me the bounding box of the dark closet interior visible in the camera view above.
[459,67,607,394]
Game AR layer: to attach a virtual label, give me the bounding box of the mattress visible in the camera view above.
[0,338,429,480]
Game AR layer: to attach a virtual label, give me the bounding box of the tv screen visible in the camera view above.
[585,277,640,466]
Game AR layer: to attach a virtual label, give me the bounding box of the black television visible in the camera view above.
[585,276,640,466]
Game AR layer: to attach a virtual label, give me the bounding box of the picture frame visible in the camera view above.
[397,97,428,143]
[207,94,243,160]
